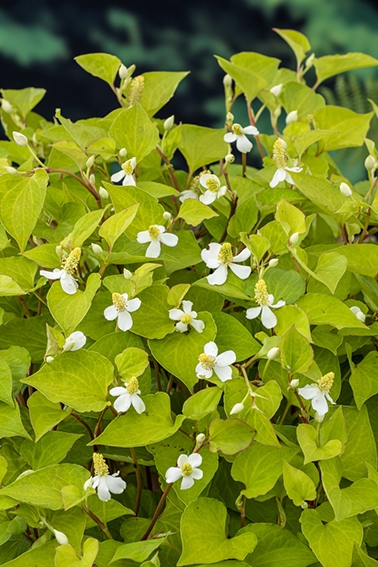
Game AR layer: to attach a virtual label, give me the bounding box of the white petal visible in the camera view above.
[169,308,184,321]
[233,248,251,263]
[137,231,152,244]
[127,298,141,312]
[201,243,221,269]
[91,476,100,489]
[217,186,227,198]
[311,392,329,416]
[63,331,86,351]
[200,191,217,205]
[261,306,277,329]
[216,350,236,366]
[175,322,188,333]
[191,468,203,480]
[229,263,251,280]
[182,300,194,314]
[40,268,63,280]
[122,174,136,186]
[177,454,189,467]
[179,190,198,202]
[224,132,237,143]
[181,476,194,490]
[285,166,303,173]
[243,125,259,136]
[207,264,228,285]
[104,305,118,321]
[214,364,233,382]
[325,392,336,405]
[245,306,262,320]
[298,385,319,400]
[131,394,146,414]
[97,477,111,502]
[114,393,132,413]
[271,299,285,309]
[109,387,128,396]
[199,173,219,189]
[146,240,161,258]
[60,273,78,295]
[269,168,286,188]
[204,341,218,357]
[160,233,178,247]
[111,169,125,183]
[106,474,126,494]
[191,319,205,333]
[284,172,294,185]
[196,367,213,379]
[165,467,183,483]
[236,135,252,153]
[188,453,202,467]
[117,310,133,331]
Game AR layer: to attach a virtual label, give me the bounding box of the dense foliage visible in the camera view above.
[1,28,378,567]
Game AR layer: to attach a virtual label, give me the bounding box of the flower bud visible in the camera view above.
[339,182,352,197]
[1,99,13,113]
[267,347,280,361]
[86,155,95,168]
[119,147,127,157]
[285,110,298,125]
[163,211,172,221]
[270,84,283,97]
[226,112,234,123]
[223,74,233,88]
[91,243,103,255]
[315,411,324,423]
[89,173,96,186]
[163,115,175,131]
[45,356,54,364]
[289,378,300,389]
[268,258,279,268]
[365,155,376,171]
[273,107,281,119]
[53,529,69,545]
[119,64,128,80]
[123,268,132,279]
[225,153,235,164]
[289,232,299,245]
[12,131,28,146]
[99,186,109,199]
[84,477,93,491]
[301,501,309,509]
[277,137,287,149]
[196,433,206,445]
[230,402,244,415]
[5,166,17,174]
[350,305,366,323]
[305,53,315,68]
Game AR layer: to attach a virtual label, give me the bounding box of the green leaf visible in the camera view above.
[291,173,345,214]
[149,312,216,390]
[296,293,367,330]
[99,204,139,249]
[276,199,306,236]
[131,285,174,339]
[139,71,189,116]
[350,351,378,409]
[75,53,121,86]
[283,460,317,506]
[28,391,72,441]
[0,256,38,291]
[55,537,99,567]
[20,431,81,470]
[281,82,325,118]
[89,330,145,363]
[0,315,49,362]
[341,406,377,482]
[275,305,312,341]
[333,244,378,277]
[352,544,378,566]
[264,267,306,304]
[109,104,160,163]
[0,541,57,567]
[273,28,311,65]
[314,52,378,85]
[0,464,89,510]
[300,508,363,567]
[297,423,342,464]
[178,497,257,566]
[227,196,258,238]
[1,87,46,118]
[215,56,267,103]
[179,125,227,172]
[0,402,30,439]
[89,392,184,448]
[47,272,101,335]
[313,251,348,294]
[111,537,167,563]
[209,418,254,455]
[211,312,260,361]
[23,350,114,413]
[178,199,218,226]
[183,387,222,420]
[280,326,313,375]
[313,106,373,151]
[51,507,86,553]
[0,169,48,252]
[22,243,60,269]
[0,359,13,406]
[63,208,105,248]
[231,444,298,499]
[115,347,149,382]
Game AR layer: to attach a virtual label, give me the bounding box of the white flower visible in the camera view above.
[224,123,259,153]
[62,331,86,352]
[350,305,366,323]
[286,110,298,124]
[339,182,352,197]
[246,279,285,329]
[270,84,283,97]
[298,372,335,417]
[270,166,302,188]
[137,225,178,258]
[199,173,227,205]
[111,157,137,186]
[179,190,199,203]
[201,242,251,286]
[104,292,141,331]
[88,453,126,502]
[169,300,205,333]
[53,529,69,545]
[196,341,236,382]
[40,248,81,295]
[165,453,203,490]
[12,131,28,146]
[110,376,145,414]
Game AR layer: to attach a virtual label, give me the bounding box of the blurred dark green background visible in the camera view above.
[1,0,378,126]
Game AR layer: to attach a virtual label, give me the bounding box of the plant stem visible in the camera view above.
[247,103,265,160]
[141,483,173,540]
[130,447,142,516]
[83,504,113,539]
[71,413,95,441]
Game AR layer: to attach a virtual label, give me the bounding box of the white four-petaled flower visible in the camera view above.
[165,453,203,490]
[199,173,227,205]
[169,300,205,333]
[196,341,236,382]
[224,123,259,153]
[298,372,335,417]
[246,279,285,329]
[137,225,178,258]
[86,453,126,502]
[111,157,137,186]
[40,247,81,295]
[104,292,141,331]
[201,242,251,286]
[270,138,302,188]
[62,331,86,352]
[110,376,146,414]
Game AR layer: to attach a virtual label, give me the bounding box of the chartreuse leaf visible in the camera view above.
[228,196,258,238]
[320,457,378,520]
[179,125,227,172]
[297,424,342,464]
[313,106,373,151]
[109,103,160,163]
[115,347,149,383]
[178,498,257,566]
[341,406,377,482]
[300,508,363,567]
[22,350,114,413]
[296,293,367,329]
[231,51,280,85]
[0,464,89,510]
[28,391,72,441]
[111,537,167,563]
[20,431,82,470]
[89,392,184,448]
[1,86,46,117]
[183,387,222,420]
[0,359,13,406]
[276,199,306,236]
[0,541,57,567]
[263,268,305,304]
[167,283,191,307]
[55,537,99,567]
[0,315,49,362]
[63,208,105,248]
[51,507,86,553]
[195,271,251,301]
[314,52,378,85]
[209,419,254,455]
[215,56,267,103]
[334,244,378,277]
[86,494,133,529]
[149,312,216,391]
[281,82,325,118]
[290,172,345,214]
[0,402,30,439]
[75,52,121,86]
[283,460,317,506]
[275,305,311,341]
[280,326,313,375]
[211,312,260,361]
[47,273,101,335]
[350,351,378,409]
[232,444,298,498]
[0,256,37,291]
[139,71,189,116]
[89,331,145,363]
[352,544,378,566]
[22,242,60,268]
[314,252,348,294]
[98,204,139,249]
[178,199,218,226]
[0,169,48,252]
[273,28,311,65]
[132,285,175,339]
